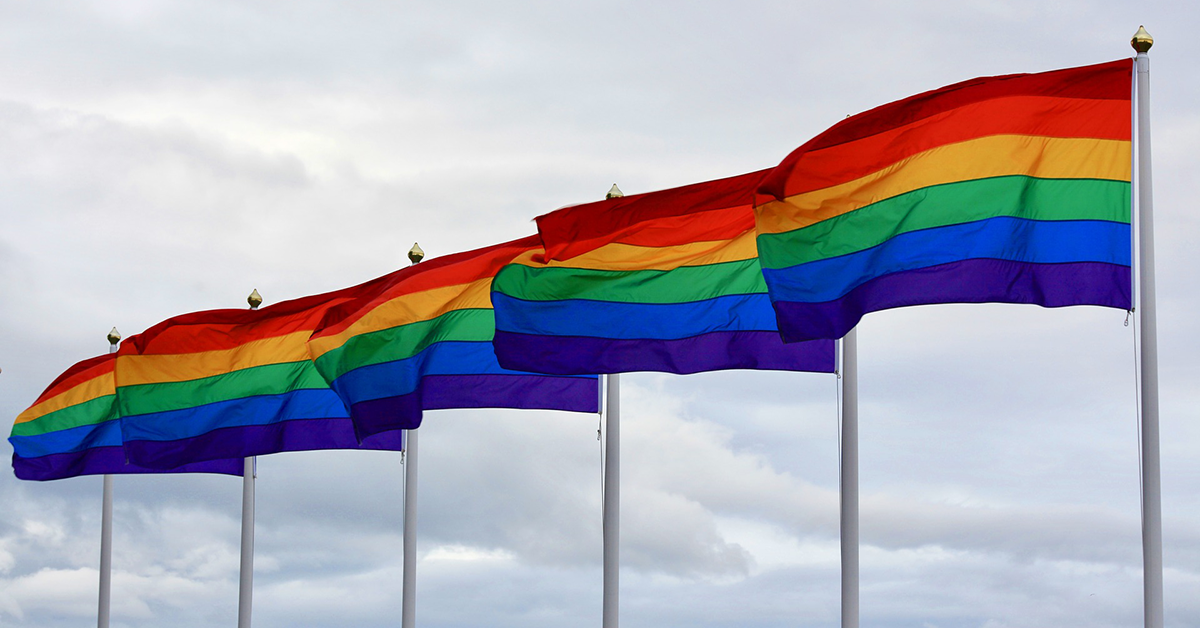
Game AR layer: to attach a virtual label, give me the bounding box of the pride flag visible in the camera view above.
[491,173,836,375]
[308,236,600,439]
[10,352,244,480]
[754,59,1133,342]
[115,291,404,470]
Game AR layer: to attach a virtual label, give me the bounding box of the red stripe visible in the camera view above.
[312,235,542,339]
[759,59,1133,200]
[119,236,542,354]
[120,275,397,354]
[31,353,114,406]
[536,170,764,260]
[769,97,1129,199]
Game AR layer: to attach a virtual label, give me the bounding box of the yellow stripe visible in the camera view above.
[309,278,494,358]
[15,374,114,425]
[756,135,1132,235]
[116,330,313,386]
[518,230,758,272]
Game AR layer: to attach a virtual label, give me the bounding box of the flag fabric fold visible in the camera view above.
[754,59,1134,342]
[307,236,600,439]
[491,173,836,375]
[115,289,405,470]
[10,353,244,480]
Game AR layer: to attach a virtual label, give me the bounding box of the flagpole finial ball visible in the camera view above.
[107,327,122,345]
[1132,26,1153,53]
[247,289,263,309]
[606,184,624,199]
[408,243,425,265]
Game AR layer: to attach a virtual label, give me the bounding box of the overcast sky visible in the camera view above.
[2,2,1198,627]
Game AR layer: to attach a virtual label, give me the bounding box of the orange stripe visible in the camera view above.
[15,371,114,425]
[757,135,1130,235]
[309,278,493,358]
[513,229,758,272]
[115,331,314,386]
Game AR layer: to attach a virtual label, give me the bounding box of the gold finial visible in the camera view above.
[107,327,122,345]
[1132,26,1153,53]
[606,184,624,200]
[408,242,425,265]
[247,289,263,309]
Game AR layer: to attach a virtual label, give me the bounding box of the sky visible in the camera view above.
[1,1,1198,627]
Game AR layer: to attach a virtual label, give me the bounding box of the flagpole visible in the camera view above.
[237,289,263,628]
[98,327,120,628]
[840,328,859,628]
[402,428,418,628]
[600,184,623,628]
[237,457,255,628]
[402,243,424,628]
[602,373,620,628]
[1132,27,1164,628]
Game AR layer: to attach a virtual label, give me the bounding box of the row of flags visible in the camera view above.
[10,240,602,479]
[12,57,1132,480]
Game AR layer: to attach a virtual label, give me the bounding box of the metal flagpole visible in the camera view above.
[98,327,120,628]
[402,243,424,628]
[401,429,419,628]
[1132,26,1164,628]
[840,328,859,628]
[601,184,623,628]
[602,373,620,628]
[238,289,263,628]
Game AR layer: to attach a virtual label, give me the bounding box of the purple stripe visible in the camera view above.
[771,259,1132,342]
[123,418,405,469]
[422,374,600,413]
[493,330,836,375]
[348,374,601,439]
[12,447,244,481]
[347,393,422,439]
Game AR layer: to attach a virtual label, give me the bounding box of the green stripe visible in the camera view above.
[314,308,495,381]
[758,176,1131,268]
[493,258,768,304]
[117,360,327,416]
[10,395,116,437]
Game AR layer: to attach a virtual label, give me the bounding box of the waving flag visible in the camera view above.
[308,236,600,439]
[491,173,835,375]
[115,290,405,469]
[754,59,1133,342]
[10,353,244,480]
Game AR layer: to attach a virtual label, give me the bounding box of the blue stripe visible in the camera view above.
[762,217,1132,303]
[492,292,783,340]
[119,388,349,443]
[331,340,591,406]
[10,420,122,458]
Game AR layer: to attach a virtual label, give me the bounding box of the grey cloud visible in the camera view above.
[622,485,755,577]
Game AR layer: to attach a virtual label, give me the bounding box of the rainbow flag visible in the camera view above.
[10,353,244,480]
[491,173,836,375]
[116,290,404,470]
[754,59,1134,342]
[308,236,600,439]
